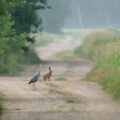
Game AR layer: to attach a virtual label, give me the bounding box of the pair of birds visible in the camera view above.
[28,65,52,90]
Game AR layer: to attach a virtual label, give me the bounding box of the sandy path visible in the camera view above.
[1,33,120,120]
[35,35,81,60]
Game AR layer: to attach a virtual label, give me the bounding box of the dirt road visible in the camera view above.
[1,34,120,120]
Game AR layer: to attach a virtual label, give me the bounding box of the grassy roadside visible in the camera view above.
[0,48,41,75]
[74,30,120,101]
[0,32,59,75]
[0,93,4,117]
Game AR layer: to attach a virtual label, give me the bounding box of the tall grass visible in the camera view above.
[0,93,4,117]
[74,30,120,101]
[18,49,41,65]
[0,48,41,75]
[74,30,120,59]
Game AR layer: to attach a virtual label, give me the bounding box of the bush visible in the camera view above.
[18,49,41,65]
[0,49,41,75]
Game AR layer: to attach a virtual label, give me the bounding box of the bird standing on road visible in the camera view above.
[28,65,40,91]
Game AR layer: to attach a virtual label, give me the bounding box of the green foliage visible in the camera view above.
[56,77,67,81]
[0,0,26,16]
[0,0,7,16]
[18,49,41,65]
[0,0,44,75]
[0,93,4,117]
[0,14,27,74]
[0,103,3,116]
[74,31,120,59]
[65,98,80,104]
[9,0,48,34]
[8,0,48,50]
[0,14,26,55]
[86,68,120,101]
[77,30,120,101]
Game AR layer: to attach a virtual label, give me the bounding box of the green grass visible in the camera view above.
[65,98,81,104]
[75,30,120,101]
[85,68,120,101]
[48,83,58,88]
[18,49,41,65]
[0,93,4,117]
[49,89,70,96]
[55,77,67,81]
[70,108,78,112]
[0,103,3,116]
[74,30,120,60]
[0,48,41,75]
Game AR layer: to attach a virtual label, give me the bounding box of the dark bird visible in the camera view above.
[28,65,40,90]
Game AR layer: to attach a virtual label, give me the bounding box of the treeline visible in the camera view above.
[0,0,48,74]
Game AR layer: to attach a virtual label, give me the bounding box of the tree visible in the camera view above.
[0,0,7,16]
[0,14,26,56]
[9,0,48,34]
[8,0,48,49]
[0,0,26,16]
[0,14,26,73]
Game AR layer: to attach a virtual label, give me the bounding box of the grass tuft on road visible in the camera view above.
[65,98,81,104]
[49,89,70,96]
[56,77,67,81]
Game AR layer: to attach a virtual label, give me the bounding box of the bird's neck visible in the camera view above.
[38,67,40,75]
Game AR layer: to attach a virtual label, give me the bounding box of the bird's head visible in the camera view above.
[38,64,41,74]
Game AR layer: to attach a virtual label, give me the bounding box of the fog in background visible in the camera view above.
[38,0,120,33]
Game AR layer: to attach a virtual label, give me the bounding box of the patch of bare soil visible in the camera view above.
[1,35,120,120]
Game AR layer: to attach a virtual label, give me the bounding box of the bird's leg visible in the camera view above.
[32,83,35,91]
[34,83,37,91]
